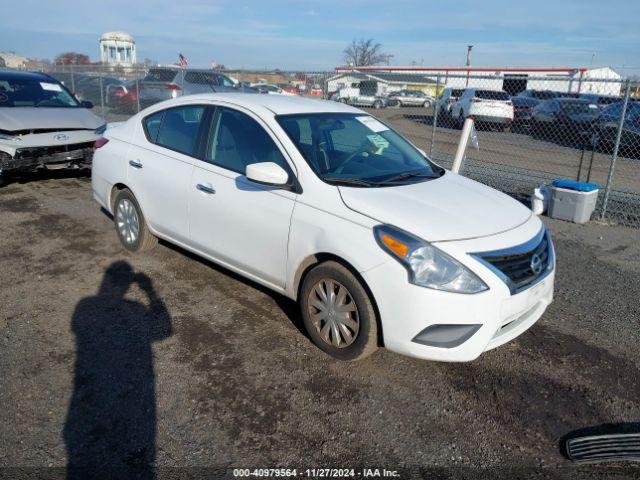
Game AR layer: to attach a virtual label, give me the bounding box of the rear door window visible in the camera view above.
[154,105,206,156]
[144,110,164,142]
[145,69,178,82]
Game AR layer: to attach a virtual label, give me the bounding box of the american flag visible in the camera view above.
[178,53,188,68]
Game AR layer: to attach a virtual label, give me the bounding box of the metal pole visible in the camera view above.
[135,76,140,113]
[99,73,105,113]
[600,80,631,220]
[429,74,441,157]
[452,117,474,173]
[70,64,75,94]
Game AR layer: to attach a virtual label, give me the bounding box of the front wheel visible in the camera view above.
[113,189,157,252]
[300,261,378,361]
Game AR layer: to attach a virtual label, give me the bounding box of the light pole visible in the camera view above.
[465,45,473,86]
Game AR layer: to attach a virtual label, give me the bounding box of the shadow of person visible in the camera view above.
[63,261,172,479]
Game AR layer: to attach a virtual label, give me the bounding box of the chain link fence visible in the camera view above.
[10,64,640,227]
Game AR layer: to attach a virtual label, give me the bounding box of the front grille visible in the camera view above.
[473,228,553,294]
[566,434,640,463]
[15,141,94,160]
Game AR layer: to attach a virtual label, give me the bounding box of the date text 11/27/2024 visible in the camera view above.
[232,468,401,478]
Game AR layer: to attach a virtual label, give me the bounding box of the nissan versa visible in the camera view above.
[0,70,105,182]
[91,93,555,362]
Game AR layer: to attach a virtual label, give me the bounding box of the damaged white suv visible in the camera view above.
[0,70,105,183]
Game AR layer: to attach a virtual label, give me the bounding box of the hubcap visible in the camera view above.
[308,279,359,348]
[116,198,139,245]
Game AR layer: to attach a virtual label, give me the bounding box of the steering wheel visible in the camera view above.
[334,147,371,175]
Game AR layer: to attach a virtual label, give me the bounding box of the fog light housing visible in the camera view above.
[412,324,481,348]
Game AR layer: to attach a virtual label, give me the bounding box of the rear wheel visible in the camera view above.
[373,100,383,110]
[300,261,378,361]
[113,189,157,252]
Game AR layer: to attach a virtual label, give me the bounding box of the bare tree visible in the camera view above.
[343,39,388,67]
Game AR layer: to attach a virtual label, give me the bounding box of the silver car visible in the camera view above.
[0,71,105,182]
[388,89,435,108]
[137,68,258,109]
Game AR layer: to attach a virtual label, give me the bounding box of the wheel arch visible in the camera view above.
[292,252,384,347]
[109,182,130,212]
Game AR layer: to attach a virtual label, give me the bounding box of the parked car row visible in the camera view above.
[330,84,436,110]
[431,86,638,155]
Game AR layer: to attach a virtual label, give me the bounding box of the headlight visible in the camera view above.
[374,224,488,294]
[94,124,107,135]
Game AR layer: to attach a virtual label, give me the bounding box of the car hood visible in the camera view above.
[0,107,104,132]
[339,172,532,242]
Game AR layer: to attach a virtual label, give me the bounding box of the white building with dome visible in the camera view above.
[100,31,136,66]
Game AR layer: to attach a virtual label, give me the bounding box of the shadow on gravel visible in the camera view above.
[63,261,172,479]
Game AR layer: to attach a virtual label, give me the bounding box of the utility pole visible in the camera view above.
[466,45,473,66]
[465,45,473,87]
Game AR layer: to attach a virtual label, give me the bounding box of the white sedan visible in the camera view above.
[91,93,554,362]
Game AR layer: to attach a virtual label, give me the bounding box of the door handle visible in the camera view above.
[196,183,216,194]
[129,160,143,169]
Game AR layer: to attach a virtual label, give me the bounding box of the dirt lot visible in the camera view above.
[1,173,640,479]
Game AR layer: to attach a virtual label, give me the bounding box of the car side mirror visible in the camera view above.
[80,100,94,109]
[246,162,289,187]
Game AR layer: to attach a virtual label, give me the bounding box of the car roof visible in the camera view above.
[557,97,590,102]
[0,70,58,82]
[156,92,363,115]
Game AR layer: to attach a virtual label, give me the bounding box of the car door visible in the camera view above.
[408,91,421,106]
[127,104,207,244]
[188,105,297,288]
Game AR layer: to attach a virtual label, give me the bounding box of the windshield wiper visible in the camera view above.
[323,177,382,187]
[378,171,440,184]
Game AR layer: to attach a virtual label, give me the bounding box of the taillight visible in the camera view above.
[94,137,109,150]
[165,84,182,91]
[114,90,126,97]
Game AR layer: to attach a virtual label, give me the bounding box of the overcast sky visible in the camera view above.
[1,0,638,74]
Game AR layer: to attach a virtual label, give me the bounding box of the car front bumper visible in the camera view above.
[362,216,554,362]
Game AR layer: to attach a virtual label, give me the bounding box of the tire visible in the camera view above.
[113,189,157,252]
[373,100,383,110]
[339,98,348,104]
[299,261,378,361]
[423,100,432,108]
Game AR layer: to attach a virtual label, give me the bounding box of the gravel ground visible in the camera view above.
[0,173,639,479]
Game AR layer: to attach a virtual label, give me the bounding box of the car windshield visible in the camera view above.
[475,90,510,101]
[0,77,79,108]
[277,113,442,187]
[531,91,557,100]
